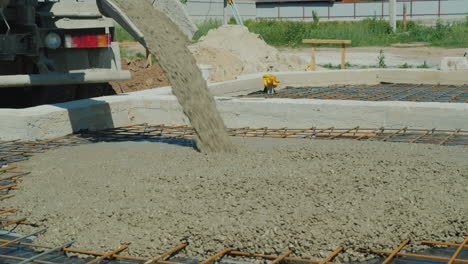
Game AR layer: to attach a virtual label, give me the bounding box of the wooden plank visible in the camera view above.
[311,43,316,71]
[341,43,346,69]
[303,39,352,44]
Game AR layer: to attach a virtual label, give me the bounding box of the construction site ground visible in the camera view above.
[110,58,170,94]
[110,46,465,97]
[4,137,467,262]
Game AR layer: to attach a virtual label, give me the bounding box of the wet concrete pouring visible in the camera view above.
[0,127,467,264]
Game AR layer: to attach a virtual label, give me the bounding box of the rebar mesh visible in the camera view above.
[0,125,466,264]
[242,83,468,103]
[82,124,468,148]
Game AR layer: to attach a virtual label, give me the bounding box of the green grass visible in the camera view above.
[321,62,351,69]
[120,47,158,64]
[192,19,223,41]
[416,61,430,69]
[191,17,468,48]
[115,25,135,42]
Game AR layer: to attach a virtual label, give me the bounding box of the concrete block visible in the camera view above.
[216,98,468,130]
[440,57,468,71]
[377,69,468,85]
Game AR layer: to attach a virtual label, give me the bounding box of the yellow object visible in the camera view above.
[305,64,315,71]
[262,74,280,88]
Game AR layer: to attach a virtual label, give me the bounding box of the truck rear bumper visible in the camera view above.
[0,70,131,88]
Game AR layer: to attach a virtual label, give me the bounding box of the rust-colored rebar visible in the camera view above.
[0,208,16,215]
[85,244,129,264]
[421,240,468,248]
[0,177,24,181]
[360,248,468,263]
[84,125,468,147]
[319,247,343,264]
[0,172,30,181]
[3,134,83,153]
[269,250,292,264]
[329,127,359,139]
[0,183,17,191]
[34,134,82,145]
[200,248,232,264]
[0,254,55,264]
[228,250,341,264]
[0,218,32,226]
[0,218,26,229]
[440,129,463,145]
[0,166,18,173]
[144,243,188,264]
[244,83,468,103]
[448,237,468,264]
[0,217,27,228]
[0,152,33,159]
[381,240,409,264]
[0,195,13,200]
[333,86,374,100]
[0,140,20,144]
[410,128,435,143]
[0,229,47,250]
[0,238,179,264]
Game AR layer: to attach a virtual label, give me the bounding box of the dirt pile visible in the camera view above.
[5,139,467,262]
[112,0,234,152]
[110,58,170,93]
[189,26,305,82]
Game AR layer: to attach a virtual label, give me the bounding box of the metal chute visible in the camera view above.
[97,0,197,48]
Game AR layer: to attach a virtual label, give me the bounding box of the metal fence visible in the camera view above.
[256,0,468,21]
[186,0,257,22]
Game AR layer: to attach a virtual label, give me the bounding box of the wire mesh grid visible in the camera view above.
[0,135,90,167]
[0,234,466,264]
[242,83,468,103]
[0,125,466,263]
[81,124,468,148]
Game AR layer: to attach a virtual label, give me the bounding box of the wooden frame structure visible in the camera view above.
[302,39,352,70]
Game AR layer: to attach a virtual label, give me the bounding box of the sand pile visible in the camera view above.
[6,138,467,262]
[190,26,305,82]
[111,0,234,152]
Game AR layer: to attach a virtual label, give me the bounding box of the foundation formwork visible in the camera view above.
[1,69,467,141]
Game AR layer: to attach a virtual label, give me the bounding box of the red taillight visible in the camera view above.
[65,34,111,48]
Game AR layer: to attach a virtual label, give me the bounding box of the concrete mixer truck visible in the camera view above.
[0,0,196,107]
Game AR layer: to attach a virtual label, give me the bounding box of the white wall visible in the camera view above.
[256,0,468,21]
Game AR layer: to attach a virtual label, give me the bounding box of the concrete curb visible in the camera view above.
[1,69,467,140]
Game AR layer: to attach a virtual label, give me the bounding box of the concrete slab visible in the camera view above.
[1,69,467,140]
[440,57,468,71]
